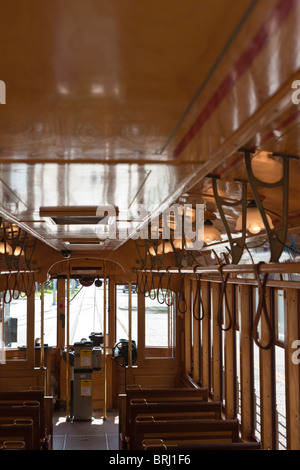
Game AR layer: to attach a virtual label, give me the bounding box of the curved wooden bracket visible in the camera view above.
[240,148,299,263]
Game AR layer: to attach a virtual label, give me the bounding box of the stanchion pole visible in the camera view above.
[66,263,70,421]
[128,281,132,369]
[103,261,107,420]
[40,281,45,391]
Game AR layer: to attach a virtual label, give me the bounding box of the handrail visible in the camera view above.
[137,261,300,275]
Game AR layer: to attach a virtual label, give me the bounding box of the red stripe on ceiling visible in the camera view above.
[259,110,300,146]
[173,0,297,159]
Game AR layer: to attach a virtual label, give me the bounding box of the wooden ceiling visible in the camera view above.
[0,0,300,257]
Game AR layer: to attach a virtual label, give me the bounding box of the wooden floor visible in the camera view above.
[53,409,119,451]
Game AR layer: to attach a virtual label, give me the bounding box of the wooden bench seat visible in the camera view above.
[0,440,26,450]
[0,401,41,449]
[119,386,209,449]
[127,400,223,449]
[0,419,34,450]
[0,390,53,449]
[133,417,240,450]
[125,386,209,402]
[142,438,262,450]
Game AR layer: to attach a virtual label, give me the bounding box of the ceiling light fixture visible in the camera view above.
[240,148,299,262]
[203,220,222,243]
[0,240,12,255]
[251,150,283,184]
[212,176,248,265]
[235,200,274,235]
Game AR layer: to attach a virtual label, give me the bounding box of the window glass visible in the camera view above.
[35,281,58,347]
[68,278,108,344]
[145,291,176,358]
[0,291,27,361]
[275,345,286,449]
[253,288,261,440]
[116,284,138,345]
[276,290,285,342]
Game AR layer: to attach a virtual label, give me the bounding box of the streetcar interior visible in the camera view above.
[0,0,300,452]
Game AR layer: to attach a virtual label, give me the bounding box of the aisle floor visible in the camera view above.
[53,409,119,450]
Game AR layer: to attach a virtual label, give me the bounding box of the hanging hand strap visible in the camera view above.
[157,272,165,304]
[252,262,274,350]
[165,268,174,307]
[149,272,157,300]
[3,272,12,304]
[177,269,187,314]
[192,272,205,321]
[217,264,232,331]
[143,272,151,297]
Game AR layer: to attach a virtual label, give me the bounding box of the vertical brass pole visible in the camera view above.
[40,282,44,367]
[128,281,132,368]
[40,282,45,391]
[66,263,70,421]
[1,293,4,364]
[103,261,107,420]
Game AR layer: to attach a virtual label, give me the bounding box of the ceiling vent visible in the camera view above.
[39,206,118,225]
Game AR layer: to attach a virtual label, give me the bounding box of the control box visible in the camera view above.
[71,338,102,421]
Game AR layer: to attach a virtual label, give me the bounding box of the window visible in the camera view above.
[236,286,241,422]
[116,284,138,345]
[68,278,108,344]
[1,291,27,360]
[275,345,286,449]
[35,281,59,347]
[145,291,176,358]
[275,290,285,342]
[253,287,261,440]
[274,290,287,450]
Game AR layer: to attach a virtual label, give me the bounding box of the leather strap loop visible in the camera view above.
[192,273,205,321]
[252,262,274,350]
[217,264,232,331]
[177,270,187,314]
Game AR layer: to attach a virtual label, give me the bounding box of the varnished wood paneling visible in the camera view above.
[192,280,200,384]
[259,287,275,450]
[184,277,192,375]
[240,284,254,440]
[224,284,236,419]
[201,282,211,390]
[212,282,222,401]
[285,289,300,450]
